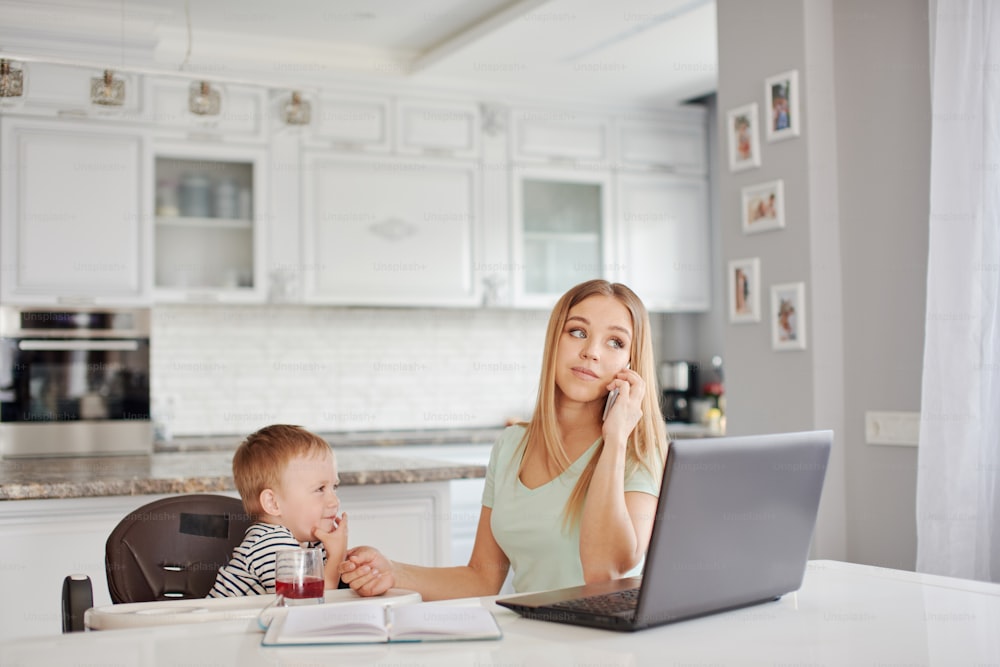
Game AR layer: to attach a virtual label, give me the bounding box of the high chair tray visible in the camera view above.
[85,588,421,631]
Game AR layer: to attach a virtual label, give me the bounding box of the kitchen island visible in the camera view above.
[0,443,487,640]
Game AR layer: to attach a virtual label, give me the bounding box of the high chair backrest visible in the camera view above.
[105,494,253,603]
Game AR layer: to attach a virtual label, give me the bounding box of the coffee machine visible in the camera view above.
[659,360,699,423]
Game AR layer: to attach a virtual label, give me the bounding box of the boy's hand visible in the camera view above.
[313,512,349,558]
[339,546,395,596]
[315,513,349,590]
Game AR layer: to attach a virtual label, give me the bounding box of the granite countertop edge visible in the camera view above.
[0,424,715,501]
[156,427,508,453]
[0,451,487,502]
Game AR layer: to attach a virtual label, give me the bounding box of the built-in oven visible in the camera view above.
[0,306,152,457]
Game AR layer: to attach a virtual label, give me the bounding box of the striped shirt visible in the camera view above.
[208,522,324,598]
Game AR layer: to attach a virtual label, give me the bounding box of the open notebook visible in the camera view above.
[261,601,502,646]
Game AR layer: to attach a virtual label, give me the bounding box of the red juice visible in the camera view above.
[276,576,324,599]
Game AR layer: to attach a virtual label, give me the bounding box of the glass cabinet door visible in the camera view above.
[513,168,612,307]
[152,143,267,303]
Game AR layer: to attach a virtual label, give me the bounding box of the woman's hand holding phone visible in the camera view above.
[603,362,629,420]
[601,363,643,446]
[602,387,620,421]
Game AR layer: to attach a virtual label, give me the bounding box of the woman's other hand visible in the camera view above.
[339,545,396,596]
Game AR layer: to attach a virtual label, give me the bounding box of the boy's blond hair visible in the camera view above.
[232,424,332,520]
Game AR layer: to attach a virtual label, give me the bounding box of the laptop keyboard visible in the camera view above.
[550,587,640,616]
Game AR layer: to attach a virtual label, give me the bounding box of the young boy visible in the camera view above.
[208,424,348,597]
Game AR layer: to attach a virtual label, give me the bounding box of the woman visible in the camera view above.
[340,279,669,599]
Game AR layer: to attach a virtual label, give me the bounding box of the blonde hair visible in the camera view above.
[516,279,668,529]
[232,424,332,520]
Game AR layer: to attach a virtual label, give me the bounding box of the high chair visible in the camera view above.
[62,493,253,632]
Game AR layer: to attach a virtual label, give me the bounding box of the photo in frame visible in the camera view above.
[770,282,806,351]
[741,179,785,234]
[728,257,761,323]
[764,69,800,141]
[726,103,761,172]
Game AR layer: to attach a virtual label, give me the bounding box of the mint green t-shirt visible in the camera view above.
[482,425,662,594]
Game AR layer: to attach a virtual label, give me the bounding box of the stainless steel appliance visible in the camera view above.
[0,306,152,457]
[659,360,699,423]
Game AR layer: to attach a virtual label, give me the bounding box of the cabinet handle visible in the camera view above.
[56,296,97,306]
[19,340,140,351]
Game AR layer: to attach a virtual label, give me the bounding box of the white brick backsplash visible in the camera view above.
[152,305,550,436]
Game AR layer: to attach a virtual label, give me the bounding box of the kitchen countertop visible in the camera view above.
[155,422,714,453]
[0,422,716,501]
[154,427,507,453]
[0,447,485,501]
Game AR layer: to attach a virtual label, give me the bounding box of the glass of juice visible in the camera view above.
[275,548,324,605]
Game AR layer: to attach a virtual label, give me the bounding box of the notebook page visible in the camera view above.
[278,602,388,641]
[388,604,501,640]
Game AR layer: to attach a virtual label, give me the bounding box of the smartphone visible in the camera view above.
[602,388,619,421]
[601,363,630,421]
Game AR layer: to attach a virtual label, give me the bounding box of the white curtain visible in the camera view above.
[917,0,1000,582]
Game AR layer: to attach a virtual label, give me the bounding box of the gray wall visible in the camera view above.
[833,0,930,570]
[716,0,930,568]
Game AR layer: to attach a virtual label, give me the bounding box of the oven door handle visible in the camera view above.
[17,340,140,352]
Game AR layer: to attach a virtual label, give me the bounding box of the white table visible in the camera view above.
[3,560,999,665]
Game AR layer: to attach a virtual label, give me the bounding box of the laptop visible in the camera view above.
[496,429,832,631]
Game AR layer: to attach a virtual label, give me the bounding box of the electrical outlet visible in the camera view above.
[865,411,920,446]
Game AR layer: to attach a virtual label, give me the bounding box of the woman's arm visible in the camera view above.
[340,506,510,601]
[579,369,659,581]
[579,444,658,581]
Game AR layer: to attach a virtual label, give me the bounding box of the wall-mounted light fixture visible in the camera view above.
[189,80,221,116]
[90,69,125,106]
[0,59,25,99]
[283,91,311,126]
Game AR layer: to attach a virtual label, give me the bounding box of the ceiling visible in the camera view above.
[0,0,717,109]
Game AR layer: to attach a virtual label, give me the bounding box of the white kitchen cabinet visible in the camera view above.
[396,98,480,159]
[0,484,450,640]
[511,165,614,308]
[304,91,391,152]
[615,172,711,312]
[365,445,491,568]
[152,142,268,303]
[301,153,480,306]
[145,80,267,142]
[617,118,708,174]
[0,116,151,305]
[511,108,610,166]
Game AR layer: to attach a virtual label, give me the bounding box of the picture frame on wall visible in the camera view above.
[741,179,786,234]
[726,103,761,172]
[764,69,800,141]
[771,282,807,351]
[728,257,761,323]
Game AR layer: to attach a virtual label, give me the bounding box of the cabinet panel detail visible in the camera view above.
[147,81,266,140]
[396,99,480,158]
[310,94,390,150]
[302,155,479,306]
[619,121,707,173]
[512,110,609,163]
[0,118,150,304]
